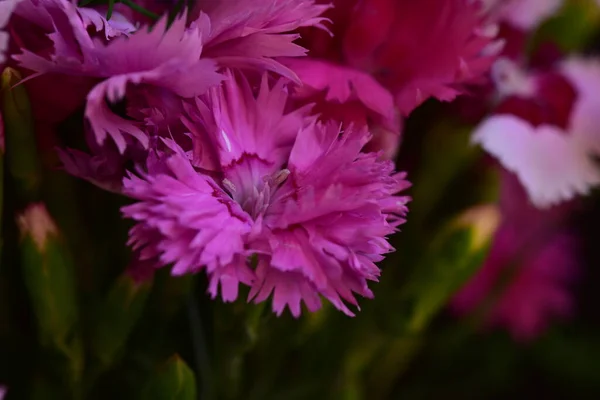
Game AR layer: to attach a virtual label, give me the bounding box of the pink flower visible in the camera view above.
[473,57,600,208]
[485,0,563,31]
[122,72,410,316]
[284,0,498,158]
[13,0,329,154]
[196,0,332,80]
[451,170,578,341]
[0,0,22,65]
[340,0,499,115]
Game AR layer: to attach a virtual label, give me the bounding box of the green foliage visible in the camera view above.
[90,273,153,369]
[1,3,600,399]
[1,68,42,202]
[142,356,197,400]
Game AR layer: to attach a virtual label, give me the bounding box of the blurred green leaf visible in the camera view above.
[409,121,481,226]
[16,203,83,390]
[142,355,197,400]
[90,273,153,368]
[1,68,42,201]
[530,0,600,53]
[533,329,600,390]
[402,205,500,333]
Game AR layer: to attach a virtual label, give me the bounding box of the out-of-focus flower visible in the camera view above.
[484,0,564,31]
[122,72,410,317]
[451,170,578,341]
[0,0,22,65]
[291,0,500,115]
[473,57,600,208]
[284,0,499,159]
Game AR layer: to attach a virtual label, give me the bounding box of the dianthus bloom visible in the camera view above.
[283,0,499,160]
[289,0,499,115]
[8,0,330,191]
[473,57,600,208]
[122,72,410,316]
[451,170,578,341]
[11,0,329,150]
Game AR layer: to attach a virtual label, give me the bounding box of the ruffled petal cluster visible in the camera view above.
[122,73,410,316]
[8,0,332,190]
[283,0,500,160]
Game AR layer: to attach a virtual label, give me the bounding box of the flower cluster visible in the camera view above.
[6,0,595,329]
[450,0,600,340]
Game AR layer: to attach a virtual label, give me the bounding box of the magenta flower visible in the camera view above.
[451,170,578,341]
[291,0,499,116]
[282,0,499,160]
[122,72,410,316]
[13,0,329,153]
[473,57,600,208]
[195,0,332,80]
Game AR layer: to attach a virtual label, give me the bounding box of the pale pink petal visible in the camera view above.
[488,0,564,30]
[473,115,600,208]
[0,0,23,64]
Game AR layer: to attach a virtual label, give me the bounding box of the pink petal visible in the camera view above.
[473,114,600,208]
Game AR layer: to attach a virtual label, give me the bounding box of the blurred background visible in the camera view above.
[2,0,600,399]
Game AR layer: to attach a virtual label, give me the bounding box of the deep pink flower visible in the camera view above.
[451,170,578,341]
[284,0,498,159]
[340,0,499,115]
[122,72,410,316]
[473,57,600,208]
[13,0,329,154]
[195,0,332,80]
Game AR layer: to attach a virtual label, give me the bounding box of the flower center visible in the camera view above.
[222,167,290,219]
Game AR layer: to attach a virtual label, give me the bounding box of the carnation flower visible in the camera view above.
[283,0,499,160]
[451,171,578,341]
[13,0,329,154]
[473,57,600,208]
[122,72,410,316]
[291,0,500,115]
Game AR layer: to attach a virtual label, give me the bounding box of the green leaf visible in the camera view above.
[402,205,501,333]
[142,355,198,400]
[1,68,42,202]
[16,203,83,389]
[90,273,153,368]
[530,0,600,53]
[409,121,482,224]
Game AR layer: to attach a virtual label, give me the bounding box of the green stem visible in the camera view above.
[187,291,215,400]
